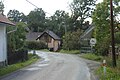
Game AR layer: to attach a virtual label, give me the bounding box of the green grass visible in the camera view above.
[59,49,80,54]
[40,49,50,52]
[96,66,120,80]
[96,57,120,80]
[0,54,39,77]
[80,53,103,61]
[80,53,120,80]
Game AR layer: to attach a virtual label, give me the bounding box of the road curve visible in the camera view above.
[1,51,91,80]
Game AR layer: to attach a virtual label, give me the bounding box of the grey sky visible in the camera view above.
[3,0,103,16]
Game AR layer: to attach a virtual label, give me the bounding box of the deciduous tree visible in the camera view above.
[92,0,120,55]
[7,9,27,22]
[27,8,46,32]
[70,0,96,29]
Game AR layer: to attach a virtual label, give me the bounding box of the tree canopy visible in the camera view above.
[70,0,96,29]
[27,8,46,32]
[92,0,120,55]
[0,1,4,15]
[7,9,27,22]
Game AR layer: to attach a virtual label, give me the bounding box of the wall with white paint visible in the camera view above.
[0,24,7,63]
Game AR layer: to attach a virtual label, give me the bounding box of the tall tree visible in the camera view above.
[49,10,70,37]
[92,0,120,55]
[7,10,27,22]
[0,1,4,15]
[70,0,96,29]
[27,8,46,32]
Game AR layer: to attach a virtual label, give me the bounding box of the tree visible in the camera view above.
[27,8,46,32]
[62,29,82,50]
[7,9,27,22]
[7,22,27,52]
[92,0,120,55]
[0,1,4,15]
[70,0,96,29]
[48,10,71,37]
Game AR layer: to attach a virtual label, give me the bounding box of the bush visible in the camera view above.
[26,41,47,50]
[62,29,82,50]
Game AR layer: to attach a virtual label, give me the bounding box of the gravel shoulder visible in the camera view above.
[78,54,101,80]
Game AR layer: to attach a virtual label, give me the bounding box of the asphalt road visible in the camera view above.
[1,51,93,80]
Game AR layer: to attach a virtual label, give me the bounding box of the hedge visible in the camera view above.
[26,41,47,50]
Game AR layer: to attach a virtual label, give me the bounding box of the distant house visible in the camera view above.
[0,14,15,66]
[36,30,61,51]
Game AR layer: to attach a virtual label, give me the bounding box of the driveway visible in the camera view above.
[1,51,99,80]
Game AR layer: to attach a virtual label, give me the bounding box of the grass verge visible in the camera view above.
[59,49,80,54]
[40,49,50,52]
[0,54,39,77]
[96,57,120,80]
[80,53,120,80]
[80,53,103,61]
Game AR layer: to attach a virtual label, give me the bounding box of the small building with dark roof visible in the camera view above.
[0,14,15,66]
[36,30,61,51]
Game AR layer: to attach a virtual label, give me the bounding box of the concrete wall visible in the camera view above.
[0,24,7,65]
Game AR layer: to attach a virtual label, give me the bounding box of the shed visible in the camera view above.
[0,14,15,66]
[36,30,61,51]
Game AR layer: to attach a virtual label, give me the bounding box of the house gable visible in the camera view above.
[37,30,61,40]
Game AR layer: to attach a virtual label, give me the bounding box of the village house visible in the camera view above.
[36,30,61,51]
[0,14,15,66]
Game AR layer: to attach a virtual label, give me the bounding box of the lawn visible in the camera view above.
[0,54,39,77]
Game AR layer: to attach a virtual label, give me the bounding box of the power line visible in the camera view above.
[26,0,52,16]
[26,0,39,8]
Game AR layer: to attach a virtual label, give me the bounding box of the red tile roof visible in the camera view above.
[0,14,15,26]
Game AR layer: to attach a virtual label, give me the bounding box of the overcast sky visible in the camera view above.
[3,0,103,16]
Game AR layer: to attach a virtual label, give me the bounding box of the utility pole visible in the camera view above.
[110,0,117,67]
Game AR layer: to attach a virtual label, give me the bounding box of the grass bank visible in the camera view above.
[59,49,80,54]
[80,53,120,80]
[80,53,103,61]
[0,54,39,77]
[96,57,120,80]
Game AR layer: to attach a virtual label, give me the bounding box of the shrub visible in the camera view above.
[26,41,47,50]
[62,29,82,50]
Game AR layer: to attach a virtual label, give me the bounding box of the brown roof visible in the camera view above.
[0,14,15,26]
[26,32,42,41]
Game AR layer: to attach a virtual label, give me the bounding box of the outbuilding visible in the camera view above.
[36,30,61,51]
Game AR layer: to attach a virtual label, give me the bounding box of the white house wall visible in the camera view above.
[0,25,7,62]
